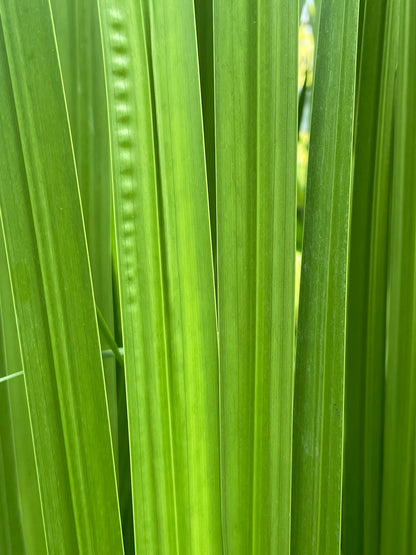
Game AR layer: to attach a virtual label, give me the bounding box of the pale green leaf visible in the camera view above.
[140,1,222,551]
[214,1,297,553]
[98,2,178,553]
[99,0,222,552]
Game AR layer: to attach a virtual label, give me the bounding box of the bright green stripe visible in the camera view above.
[98,1,178,553]
[0,372,23,385]
[0,3,124,553]
[252,2,297,554]
[144,0,222,552]
[380,0,416,551]
[214,1,257,551]
[292,1,359,554]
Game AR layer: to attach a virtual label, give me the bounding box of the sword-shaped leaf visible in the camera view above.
[0,3,124,553]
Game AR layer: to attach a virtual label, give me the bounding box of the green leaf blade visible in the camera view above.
[380,0,416,552]
[51,0,118,470]
[292,0,360,553]
[100,0,222,552]
[0,310,26,555]
[215,2,297,553]
[252,2,298,554]
[145,1,222,551]
[343,1,397,553]
[0,3,124,553]
[98,1,178,552]
[214,3,257,551]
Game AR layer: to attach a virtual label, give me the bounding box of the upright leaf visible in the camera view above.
[0,235,47,555]
[144,1,222,551]
[0,3,124,553]
[50,0,118,461]
[380,0,416,551]
[98,1,177,553]
[0,304,26,555]
[252,3,297,554]
[99,0,222,552]
[292,1,359,553]
[214,1,297,553]
[343,0,398,553]
[194,0,216,274]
